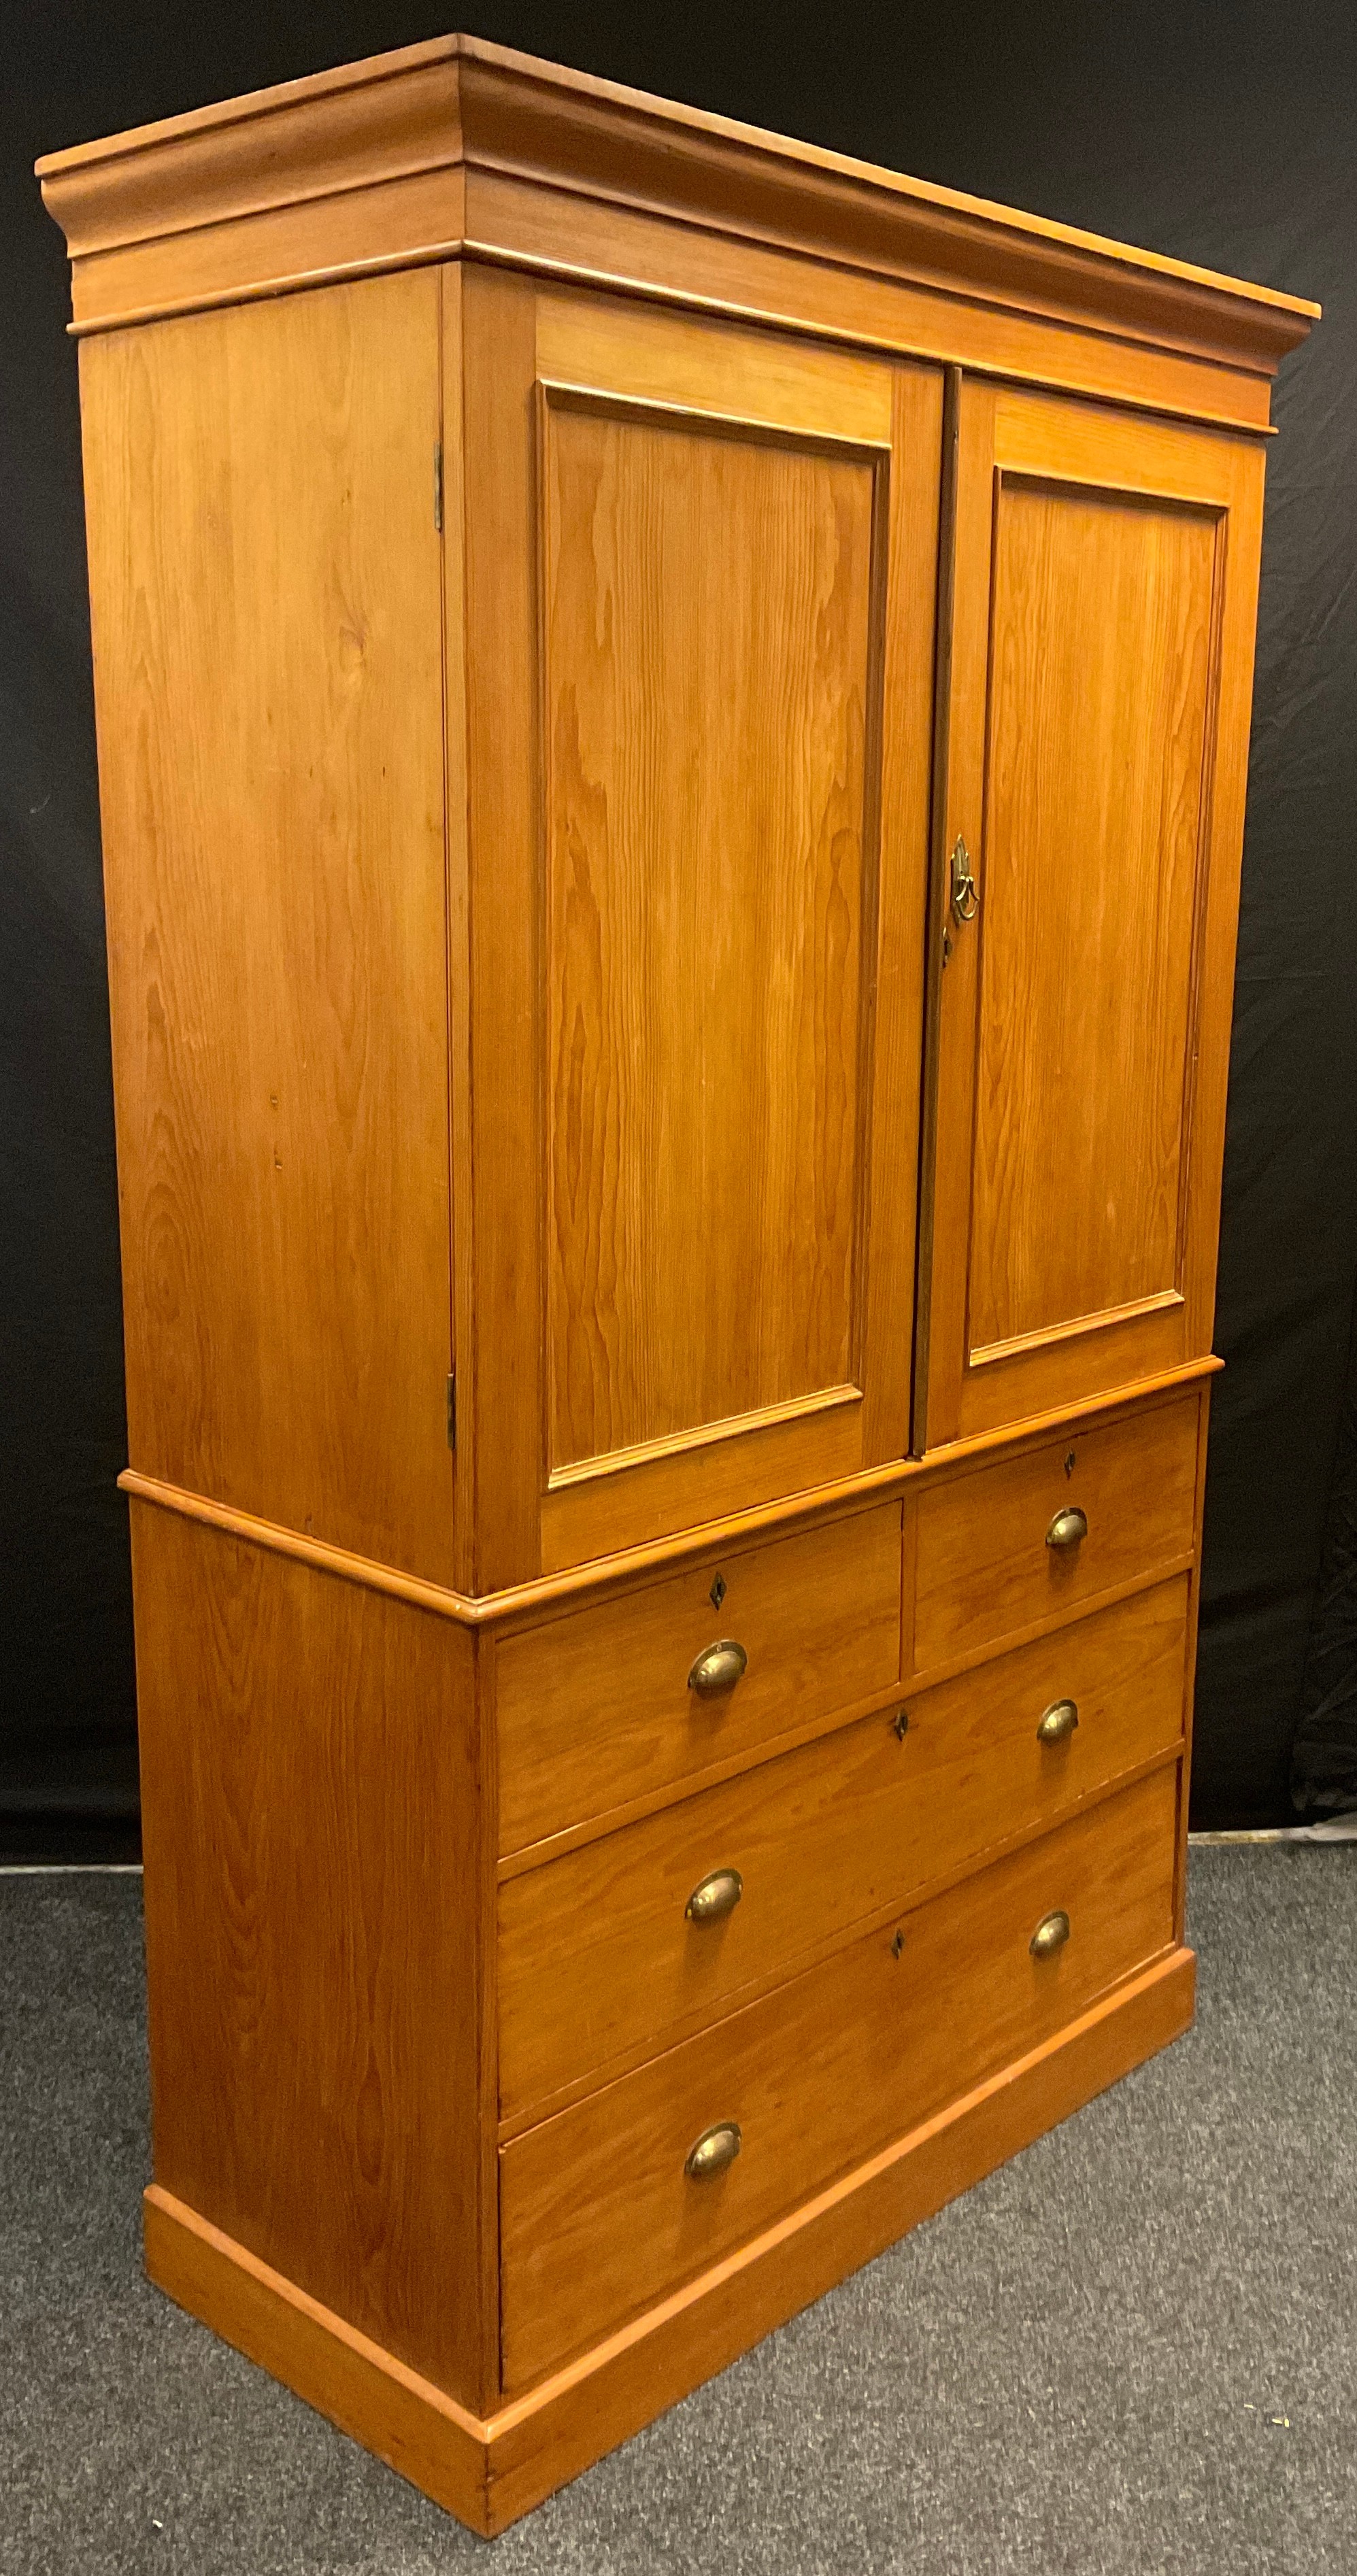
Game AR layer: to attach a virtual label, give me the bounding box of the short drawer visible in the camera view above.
[496,1502,903,1854]
[498,1578,1188,2120]
[913,1393,1199,1672]
[499,1765,1178,2388]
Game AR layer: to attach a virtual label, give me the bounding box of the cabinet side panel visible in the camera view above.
[131,1504,489,2406]
[80,273,455,1583]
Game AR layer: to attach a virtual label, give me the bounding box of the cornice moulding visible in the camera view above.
[38,37,1318,377]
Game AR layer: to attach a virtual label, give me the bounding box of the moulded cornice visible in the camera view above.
[38,35,1317,386]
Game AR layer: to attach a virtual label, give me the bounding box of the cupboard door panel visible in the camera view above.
[462,280,941,1579]
[543,396,873,1470]
[920,386,1266,1444]
[971,481,1215,1355]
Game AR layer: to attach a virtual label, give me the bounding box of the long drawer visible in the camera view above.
[499,1577,1188,2119]
[499,1765,1179,2389]
[913,1393,1199,1672]
[496,1502,903,1854]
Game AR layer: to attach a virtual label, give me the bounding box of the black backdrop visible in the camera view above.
[3,1,1355,1854]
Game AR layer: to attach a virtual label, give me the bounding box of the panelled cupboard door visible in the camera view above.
[918,383,1267,1446]
[458,273,942,1582]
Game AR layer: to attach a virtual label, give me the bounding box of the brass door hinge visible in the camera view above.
[446,1368,456,1451]
[433,441,443,533]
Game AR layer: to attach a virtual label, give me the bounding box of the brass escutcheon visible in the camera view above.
[950,834,979,925]
[1046,1506,1088,1551]
[1030,1909,1071,1961]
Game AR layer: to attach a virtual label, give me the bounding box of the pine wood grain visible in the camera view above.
[499,1765,1177,2388]
[142,1944,1194,2532]
[920,385,1267,1444]
[498,1578,1187,2118]
[524,296,940,1565]
[116,1358,1217,1634]
[496,1501,902,1854]
[913,1393,1199,1670]
[459,265,544,1590]
[131,1503,491,2407]
[39,37,1316,416]
[970,481,1216,1353]
[543,394,875,1468]
[81,273,455,1582]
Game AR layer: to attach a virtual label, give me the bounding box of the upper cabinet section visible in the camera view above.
[918,385,1269,1446]
[44,38,1316,1593]
[459,280,942,1579]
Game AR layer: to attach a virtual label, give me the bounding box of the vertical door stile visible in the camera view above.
[911,362,962,1455]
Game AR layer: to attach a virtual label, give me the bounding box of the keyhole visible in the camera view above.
[709,1572,726,1611]
[890,1929,905,1961]
[1065,1451,1076,1478]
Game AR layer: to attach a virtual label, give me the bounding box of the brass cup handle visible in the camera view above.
[1030,1909,1071,1961]
[686,1867,743,1927]
[685,2120,742,2182]
[688,1638,748,1697]
[1037,1697,1079,1746]
[1046,1506,1088,1551]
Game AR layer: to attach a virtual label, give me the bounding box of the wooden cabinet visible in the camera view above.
[40,34,1315,2538]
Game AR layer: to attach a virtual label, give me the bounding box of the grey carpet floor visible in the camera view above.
[2,1850,1354,2575]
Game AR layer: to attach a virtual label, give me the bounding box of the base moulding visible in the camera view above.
[144,1942,1194,2537]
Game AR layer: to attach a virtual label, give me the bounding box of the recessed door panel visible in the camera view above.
[453,283,944,1575]
[544,396,875,1472]
[920,382,1266,1444]
[971,478,1217,1357]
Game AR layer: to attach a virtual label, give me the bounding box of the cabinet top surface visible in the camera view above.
[39,33,1316,370]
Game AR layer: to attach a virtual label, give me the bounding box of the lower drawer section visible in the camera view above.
[499,1765,1179,2390]
[499,1578,1188,2120]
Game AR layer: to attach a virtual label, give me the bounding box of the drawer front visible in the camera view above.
[914,1393,1199,1672]
[499,1766,1178,2387]
[499,1578,1188,2119]
[496,1503,902,1854]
